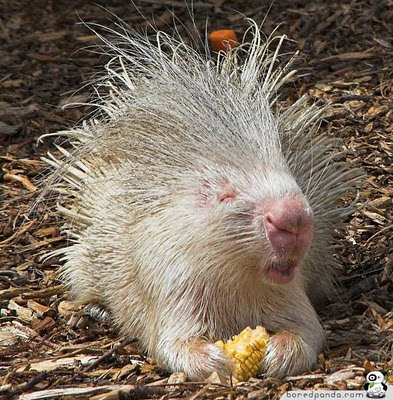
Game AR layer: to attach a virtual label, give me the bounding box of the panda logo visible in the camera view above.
[365,371,388,398]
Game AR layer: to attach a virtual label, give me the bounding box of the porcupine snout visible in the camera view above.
[264,197,313,257]
[256,196,314,285]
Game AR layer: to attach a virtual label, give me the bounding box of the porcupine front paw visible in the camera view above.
[262,331,318,377]
[163,338,234,381]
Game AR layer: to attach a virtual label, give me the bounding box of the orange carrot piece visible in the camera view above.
[209,29,239,52]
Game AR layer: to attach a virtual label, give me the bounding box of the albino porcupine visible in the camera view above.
[42,20,362,380]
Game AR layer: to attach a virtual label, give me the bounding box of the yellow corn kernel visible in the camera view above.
[216,326,270,382]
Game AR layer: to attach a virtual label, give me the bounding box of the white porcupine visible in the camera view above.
[43,21,361,379]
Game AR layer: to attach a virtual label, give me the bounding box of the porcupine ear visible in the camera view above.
[197,172,238,208]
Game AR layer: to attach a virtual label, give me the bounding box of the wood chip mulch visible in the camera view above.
[0,0,392,399]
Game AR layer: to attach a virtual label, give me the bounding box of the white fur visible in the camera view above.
[41,20,362,380]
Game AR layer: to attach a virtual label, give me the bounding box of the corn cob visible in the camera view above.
[216,326,270,381]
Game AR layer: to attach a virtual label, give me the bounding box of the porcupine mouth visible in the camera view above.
[262,261,297,284]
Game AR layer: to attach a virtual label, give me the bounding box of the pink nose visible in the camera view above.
[264,198,313,256]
